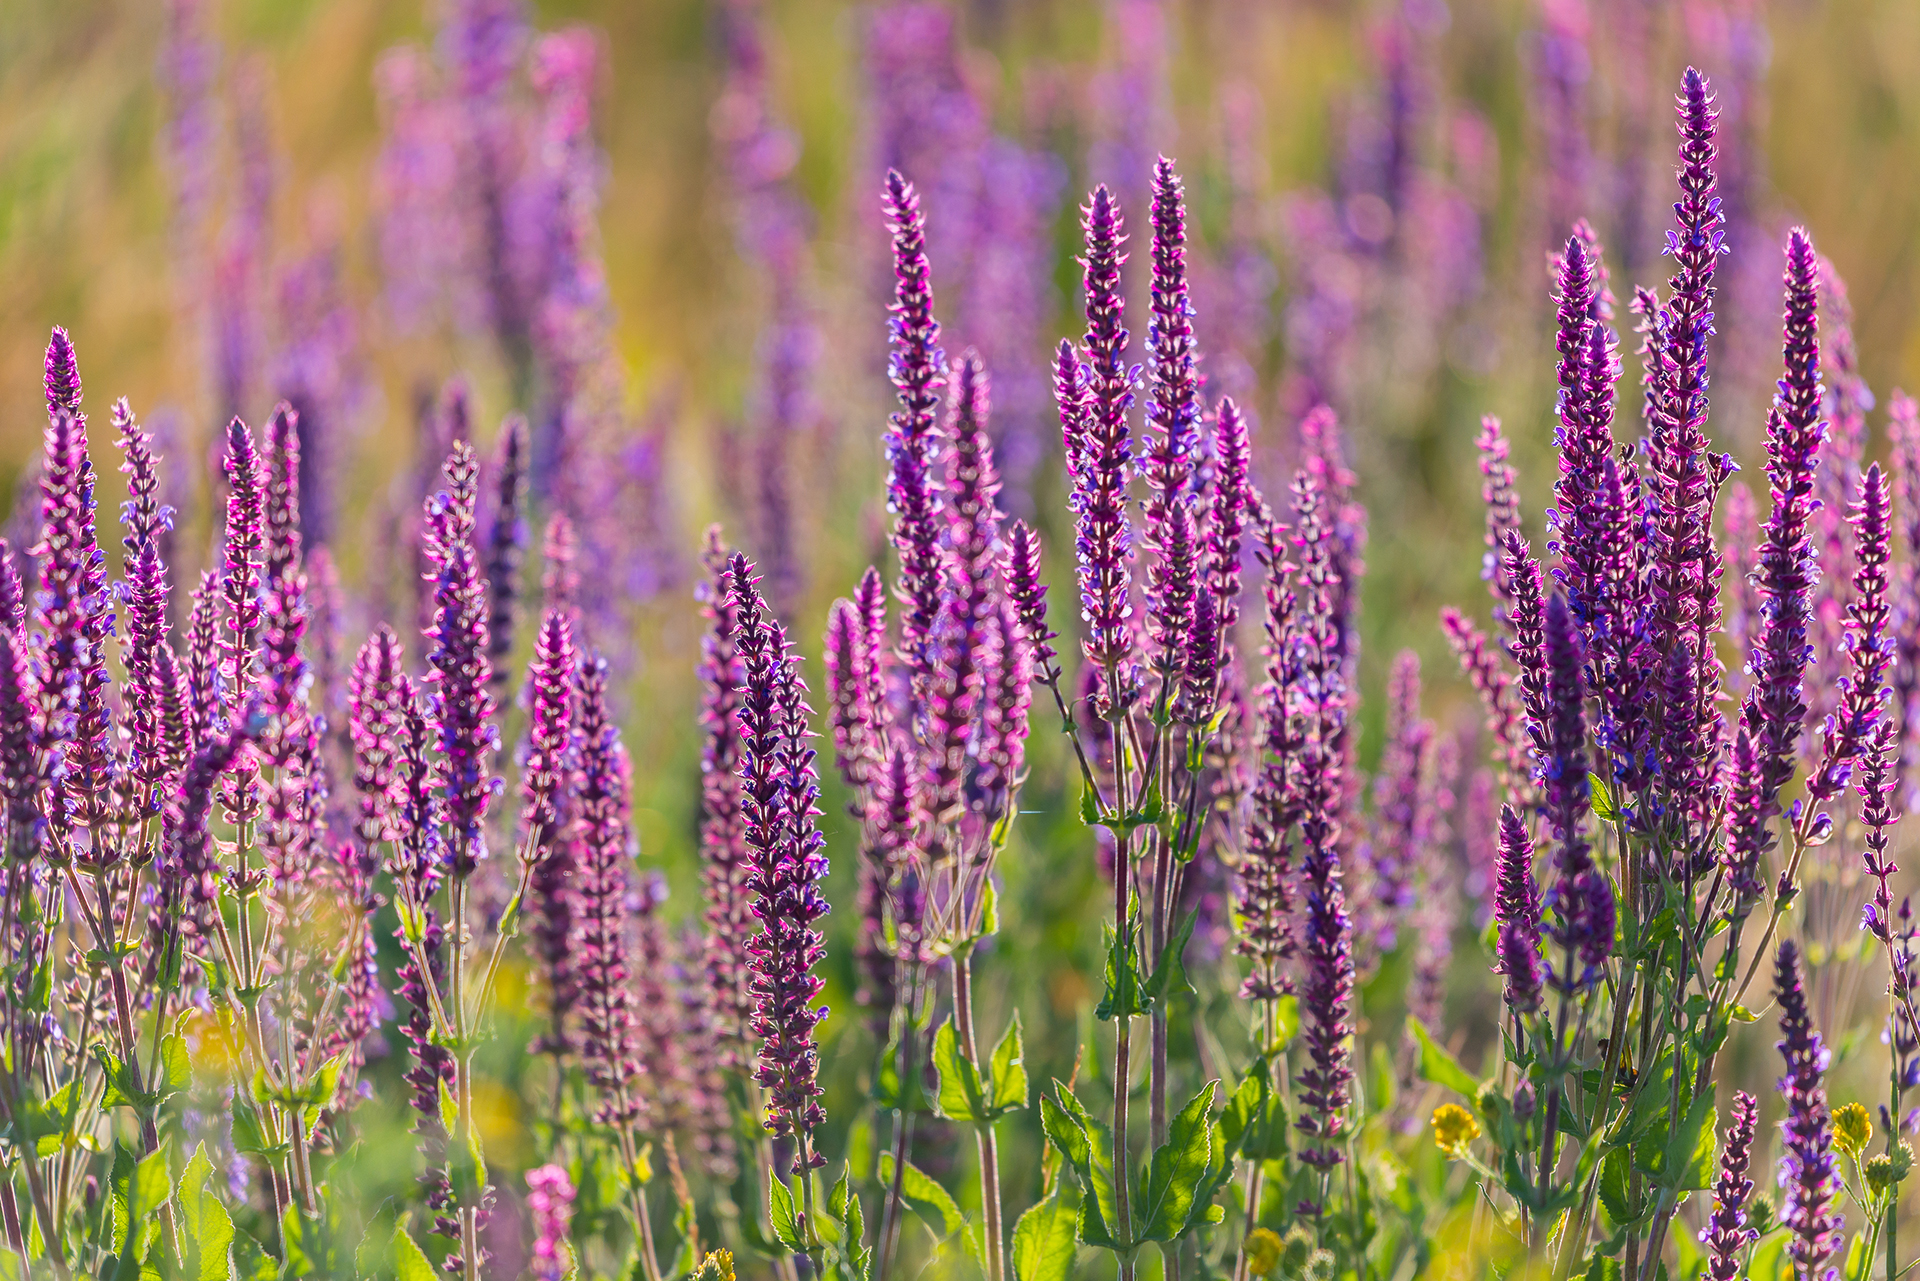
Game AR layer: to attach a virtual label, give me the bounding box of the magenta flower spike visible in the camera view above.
[1001,520,1060,686]
[422,441,501,878]
[727,552,829,1168]
[1806,463,1894,812]
[1073,184,1138,676]
[526,1164,576,1281]
[115,400,178,814]
[572,650,645,1126]
[1775,940,1845,1278]
[0,631,43,862]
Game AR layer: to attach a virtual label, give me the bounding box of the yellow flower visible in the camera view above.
[1835,1103,1873,1159]
[1431,1103,1481,1159]
[693,1249,736,1281]
[1243,1228,1283,1278]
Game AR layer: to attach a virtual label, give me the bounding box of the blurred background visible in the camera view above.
[4,0,1920,1230]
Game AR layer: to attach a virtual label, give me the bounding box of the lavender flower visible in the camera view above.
[1702,1090,1760,1279]
[1547,230,1619,631]
[1541,594,1606,992]
[1001,520,1060,686]
[976,601,1033,821]
[1239,513,1299,1002]
[1141,158,1200,673]
[1285,472,1356,1179]
[572,650,644,1125]
[422,441,502,877]
[1806,463,1894,808]
[522,607,575,856]
[115,402,178,814]
[697,535,754,1069]
[882,171,948,673]
[728,552,830,1168]
[1493,805,1542,1013]
[0,631,42,863]
[1074,184,1138,675]
[1775,939,1844,1279]
[1739,228,1823,819]
[1476,416,1521,624]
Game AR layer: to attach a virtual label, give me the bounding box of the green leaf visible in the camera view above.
[769,1174,807,1252]
[159,1034,192,1100]
[95,1048,152,1111]
[391,1220,438,1281]
[1079,784,1102,828]
[1590,772,1620,823]
[300,1055,346,1140]
[1044,1087,1124,1249]
[177,1144,235,1281]
[1598,1149,1639,1228]
[1408,1019,1478,1098]
[1137,1082,1218,1242]
[1011,1187,1080,1281]
[230,1230,276,1281]
[1142,911,1198,1006]
[1663,1095,1717,1192]
[108,1142,171,1278]
[877,1155,964,1241]
[1583,1255,1625,1281]
[931,1019,991,1124]
[1094,920,1149,1022]
[828,1165,870,1281]
[988,1014,1029,1115]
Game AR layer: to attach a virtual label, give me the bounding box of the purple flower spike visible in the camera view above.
[1240,514,1299,1002]
[728,552,830,1168]
[824,598,875,803]
[1441,607,1528,791]
[422,441,501,878]
[1492,805,1542,1013]
[572,650,645,1125]
[44,325,82,420]
[882,170,948,673]
[1142,158,1200,674]
[1367,651,1432,950]
[1282,471,1355,1178]
[521,607,575,856]
[1547,229,1620,633]
[1702,1090,1760,1280]
[526,1164,575,1281]
[944,350,1003,623]
[1001,520,1060,685]
[1053,338,1092,484]
[1807,463,1894,808]
[696,534,754,1068]
[1541,593,1607,992]
[1205,397,1253,636]
[1073,184,1138,675]
[1775,939,1845,1279]
[115,400,178,813]
[35,400,116,837]
[1500,530,1550,768]
[220,416,264,716]
[0,540,23,634]
[976,600,1033,820]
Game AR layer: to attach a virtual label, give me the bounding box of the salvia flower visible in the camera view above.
[1775,939,1845,1279]
[1702,1090,1760,1280]
[1540,593,1608,992]
[422,440,502,877]
[1476,415,1522,625]
[696,534,754,1068]
[1807,463,1894,808]
[1493,804,1543,1013]
[572,651,644,1125]
[1073,184,1138,675]
[728,552,830,1168]
[484,414,528,703]
[881,170,948,672]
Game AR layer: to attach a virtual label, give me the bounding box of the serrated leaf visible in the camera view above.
[1137,1082,1217,1242]
[1011,1187,1079,1281]
[1598,1149,1637,1228]
[1664,1095,1717,1191]
[95,1047,153,1111]
[1094,920,1149,1022]
[1080,784,1101,828]
[177,1144,234,1281]
[828,1164,869,1281]
[108,1142,171,1278]
[931,1019,991,1124]
[988,1014,1029,1115]
[1408,1019,1478,1098]
[160,1034,192,1099]
[1590,772,1620,822]
[769,1175,807,1252]
[1044,1087,1123,1249]
[878,1155,964,1241]
[391,1221,438,1281]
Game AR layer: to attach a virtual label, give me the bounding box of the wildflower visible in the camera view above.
[729,552,830,1168]
[882,170,948,670]
[1702,1090,1759,1281]
[1775,939,1845,1278]
[1430,1104,1480,1158]
[1073,184,1137,674]
[526,1164,576,1281]
[1833,1103,1872,1160]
